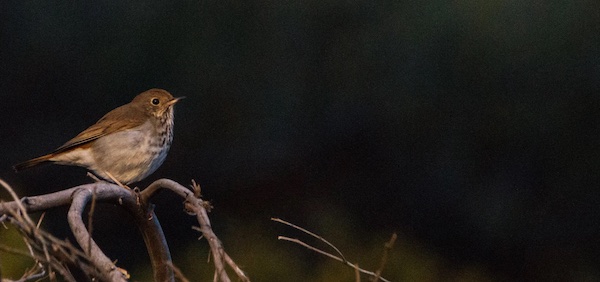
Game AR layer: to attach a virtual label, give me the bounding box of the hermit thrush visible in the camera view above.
[13,88,184,185]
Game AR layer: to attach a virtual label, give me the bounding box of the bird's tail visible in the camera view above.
[13,154,53,172]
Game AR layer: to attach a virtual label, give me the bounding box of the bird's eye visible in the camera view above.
[151,98,160,105]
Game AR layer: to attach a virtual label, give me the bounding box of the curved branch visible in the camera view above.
[123,201,173,282]
[0,182,174,282]
[141,179,250,282]
[0,179,246,282]
[67,188,127,282]
[141,178,195,202]
[142,179,229,281]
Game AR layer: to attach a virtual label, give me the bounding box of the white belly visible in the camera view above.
[52,120,172,184]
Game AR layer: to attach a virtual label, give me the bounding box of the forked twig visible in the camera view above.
[271,217,347,263]
[142,179,250,282]
[272,218,392,282]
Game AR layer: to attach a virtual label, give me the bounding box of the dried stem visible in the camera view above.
[142,179,250,282]
[271,217,347,263]
[272,218,392,282]
[0,181,173,281]
[0,180,110,282]
[0,178,247,282]
[372,233,397,282]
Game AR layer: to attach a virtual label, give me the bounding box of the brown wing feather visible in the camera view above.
[54,102,147,153]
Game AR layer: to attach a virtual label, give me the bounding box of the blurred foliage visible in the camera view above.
[0,224,37,280]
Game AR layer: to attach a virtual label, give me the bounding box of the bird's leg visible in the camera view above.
[86,172,102,182]
[103,171,131,190]
[102,171,142,205]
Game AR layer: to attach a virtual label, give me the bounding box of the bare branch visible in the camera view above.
[187,202,229,282]
[0,183,116,215]
[271,217,347,263]
[372,233,397,282]
[67,188,127,281]
[10,263,46,282]
[131,204,173,282]
[0,180,110,282]
[142,179,250,282]
[223,251,250,281]
[0,181,173,282]
[273,218,392,282]
[0,178,248,282]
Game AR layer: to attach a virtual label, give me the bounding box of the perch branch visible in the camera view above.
[127,202,173,282]
[67,188,127,281]
[0,178,246,282]
[0,179,111,281]
[0,181,174,282]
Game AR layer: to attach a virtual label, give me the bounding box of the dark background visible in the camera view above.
[1,1,600,281]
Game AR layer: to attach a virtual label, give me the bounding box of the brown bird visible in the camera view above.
[13,88,184,185]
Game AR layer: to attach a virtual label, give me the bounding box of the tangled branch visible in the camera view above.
[0,178,248,282]
[0,179,110,281]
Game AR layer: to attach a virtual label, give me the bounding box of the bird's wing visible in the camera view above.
[54,104,147,153]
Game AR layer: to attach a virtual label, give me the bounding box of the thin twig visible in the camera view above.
[372,233,397,282]
[0,243,35,257]
[273,217,394,282]
[35,212,45,229]
[15,263,46,282]
[223,252,250,281]
[271,217,347,263]
[276,236,390,282]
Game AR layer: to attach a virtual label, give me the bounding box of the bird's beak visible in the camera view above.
[166,96,185,107]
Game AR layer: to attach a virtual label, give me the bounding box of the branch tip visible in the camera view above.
[274,218,392,282]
